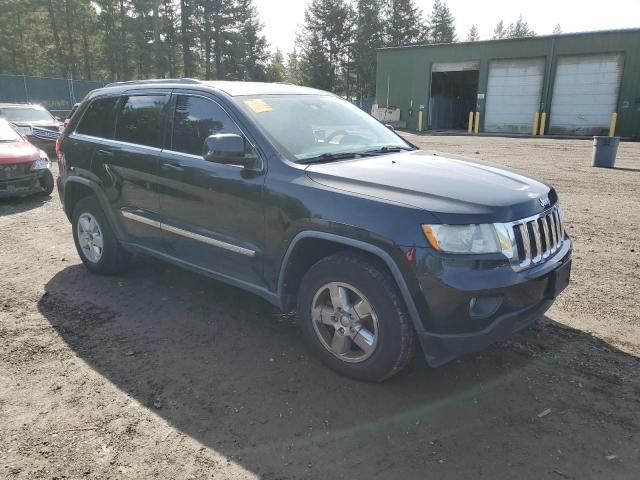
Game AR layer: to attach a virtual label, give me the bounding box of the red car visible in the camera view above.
[0,119,54,198]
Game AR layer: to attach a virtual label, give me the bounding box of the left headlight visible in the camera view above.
[30,151,50,171]
[422,224,505,254]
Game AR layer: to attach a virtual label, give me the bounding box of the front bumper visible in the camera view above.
[412,237,572,366]
[0,170,50,198]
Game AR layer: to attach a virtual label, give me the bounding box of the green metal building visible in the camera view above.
[376,28,640,138]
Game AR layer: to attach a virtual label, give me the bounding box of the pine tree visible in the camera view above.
[298,0,353,93]
[429,0,456,44]
[466,24,479,42]
[353,0,385,99]
[180,0,193,77]
[286,48,302,84]
[385,0,427,47]
[266,50,286,82]
[225,0,269,81]
[299,32,333,91]
[493,20,506,40]
[507,15,535,38]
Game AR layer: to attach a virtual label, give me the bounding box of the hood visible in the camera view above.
[305,150,554,223]
[12,121,61,130]
[0,140,41,165]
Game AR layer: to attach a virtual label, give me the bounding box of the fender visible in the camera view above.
[277,231,426,335]
[62,176,127,243]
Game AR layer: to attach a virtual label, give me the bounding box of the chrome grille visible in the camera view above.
[32,127,60,141]
[508,206,565,270]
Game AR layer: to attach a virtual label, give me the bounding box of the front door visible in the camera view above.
[157,92,266,287]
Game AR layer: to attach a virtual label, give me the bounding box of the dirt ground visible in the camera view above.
[1,135,639,479]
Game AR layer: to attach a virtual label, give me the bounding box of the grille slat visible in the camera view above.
[519,223,531,267]
[530,219,542,262]
[553,210,562,249]
[510,205,565,271]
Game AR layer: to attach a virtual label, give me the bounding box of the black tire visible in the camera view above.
[297,252,416,382]
[71,196,129,275]
[38,170,54,196]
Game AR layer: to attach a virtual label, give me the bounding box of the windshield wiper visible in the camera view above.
[363,145,415,155]
[298,145,415,164]
[298,151,374,164]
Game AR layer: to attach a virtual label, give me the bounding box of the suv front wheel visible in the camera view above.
[298,253,416,382]
[72,196,129,275]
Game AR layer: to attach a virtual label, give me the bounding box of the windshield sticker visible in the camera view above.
[244,99,273,113]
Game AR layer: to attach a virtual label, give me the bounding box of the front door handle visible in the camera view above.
[160,161,184,172]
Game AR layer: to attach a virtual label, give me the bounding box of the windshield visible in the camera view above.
[0,106,56,123]
[238,94,411,162]
[0,120,23,142]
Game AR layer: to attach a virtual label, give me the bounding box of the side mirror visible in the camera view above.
[203,133,256,168]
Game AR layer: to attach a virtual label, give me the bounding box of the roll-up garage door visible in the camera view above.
[549,53,624,136]
[484,58,545,134]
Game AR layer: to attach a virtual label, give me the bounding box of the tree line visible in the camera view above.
[0,0,546,100]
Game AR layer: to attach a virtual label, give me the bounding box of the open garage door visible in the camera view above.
[549,53,624,136]
[484,58,545,134]
[428,61,480,130]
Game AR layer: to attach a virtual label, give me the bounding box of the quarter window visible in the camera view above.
[171,95,243,156]
[76,97,118,138]
[114,95,168,148]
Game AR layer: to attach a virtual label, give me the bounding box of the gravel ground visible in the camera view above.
[1,136,639,479]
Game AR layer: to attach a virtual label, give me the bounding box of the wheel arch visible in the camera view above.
[277,232,425,335]
[63,177,126,242]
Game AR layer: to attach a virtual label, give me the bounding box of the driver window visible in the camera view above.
[171,95,243,156]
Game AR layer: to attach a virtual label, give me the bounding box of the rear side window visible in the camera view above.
[115,95,168,148]
[76,97,117,138]
[171,95,242,156]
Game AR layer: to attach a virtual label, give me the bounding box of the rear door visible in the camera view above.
[156,92,266,287]
[92,91,171,252]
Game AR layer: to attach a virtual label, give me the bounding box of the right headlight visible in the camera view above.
[30,151,50,171]
[422,224,509,254]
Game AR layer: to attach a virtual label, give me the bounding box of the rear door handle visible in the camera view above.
[161,161,184,172]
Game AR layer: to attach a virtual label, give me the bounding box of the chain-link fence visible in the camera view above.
[0,74,105,116]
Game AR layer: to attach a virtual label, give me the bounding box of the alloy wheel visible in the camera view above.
[311,282,379,363]
[77,212,104,263]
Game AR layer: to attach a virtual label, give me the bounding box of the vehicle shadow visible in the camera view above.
[0,193,53,216]
[38,257,640,479]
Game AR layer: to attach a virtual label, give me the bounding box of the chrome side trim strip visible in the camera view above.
[161,223,256,257]
[122,210,162,229]
[121,209,255,257]
[70,133,163,153]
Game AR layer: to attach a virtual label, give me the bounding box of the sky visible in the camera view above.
[254,0,640,53]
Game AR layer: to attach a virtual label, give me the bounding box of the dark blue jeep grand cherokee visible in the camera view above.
[56,79,571,381]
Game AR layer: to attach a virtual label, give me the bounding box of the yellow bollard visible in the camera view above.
[418,111,423,132]
[474,111,480,134]
[609,112,618,137]
[539,112,547,137]
[532,112,540,136]
[468,112,474,134]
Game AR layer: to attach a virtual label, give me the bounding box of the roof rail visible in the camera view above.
[104,78,201,87]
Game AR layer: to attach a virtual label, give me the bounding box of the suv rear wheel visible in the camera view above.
[72,196,129,275]
[298,253,416,382]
